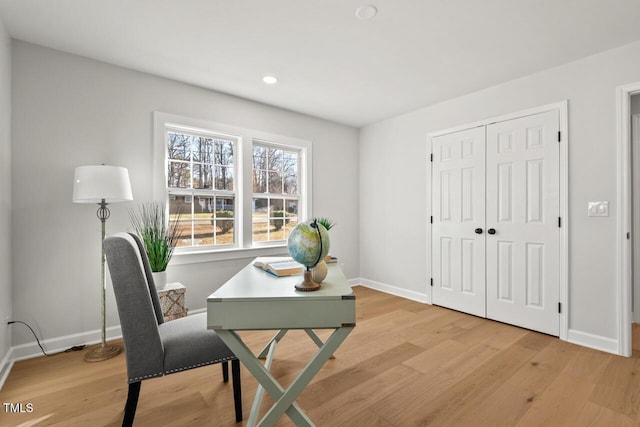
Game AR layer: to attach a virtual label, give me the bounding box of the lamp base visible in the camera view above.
[83,343,122,362]
[295,270,321,292]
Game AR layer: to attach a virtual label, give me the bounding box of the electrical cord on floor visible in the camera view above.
[7,320,85,356]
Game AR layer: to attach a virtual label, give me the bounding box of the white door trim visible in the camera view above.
[616,83,640,357]
[427,100,569,341]
[632,114,640,324]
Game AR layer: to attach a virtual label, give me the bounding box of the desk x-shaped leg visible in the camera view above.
[257,329,335,360]
[216,327,353,427]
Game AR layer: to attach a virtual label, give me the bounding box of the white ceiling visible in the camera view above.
[1,0,640,128]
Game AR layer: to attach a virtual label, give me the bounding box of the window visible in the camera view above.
[153,112,311,260]
[252,142,300,243]
[166,129,237,248]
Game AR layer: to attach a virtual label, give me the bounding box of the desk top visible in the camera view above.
[207,258,355,330]
[207,258,354,302]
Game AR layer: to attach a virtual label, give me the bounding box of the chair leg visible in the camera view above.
[123,381,141,427]
[222,360,229,383]
[232,359,242,422]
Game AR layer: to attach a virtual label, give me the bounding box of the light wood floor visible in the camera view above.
[2,286,640,426]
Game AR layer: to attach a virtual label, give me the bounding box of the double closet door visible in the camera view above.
[431,110,560,336]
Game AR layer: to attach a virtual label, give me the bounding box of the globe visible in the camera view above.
[287,220,330,269]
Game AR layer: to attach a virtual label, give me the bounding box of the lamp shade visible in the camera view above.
[73,165,133,203]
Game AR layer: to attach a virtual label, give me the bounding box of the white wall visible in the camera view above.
[359,40,640,349]
[0,17,12,371]
[10,41,359,346]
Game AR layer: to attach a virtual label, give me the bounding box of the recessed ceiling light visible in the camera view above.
[262,75,278,85]
[355,5,377,20]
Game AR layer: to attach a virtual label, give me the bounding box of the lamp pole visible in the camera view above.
[84,199,122,362]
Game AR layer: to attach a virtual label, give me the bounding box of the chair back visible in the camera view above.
[104,232,165,382]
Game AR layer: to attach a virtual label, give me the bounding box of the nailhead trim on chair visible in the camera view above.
[164,356,236,375]
[128,356,237,381]
[128,372,163,383]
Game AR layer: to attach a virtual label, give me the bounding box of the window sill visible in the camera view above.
[170,245,290,266]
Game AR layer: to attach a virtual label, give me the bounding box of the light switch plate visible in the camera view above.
[588,201,609,217]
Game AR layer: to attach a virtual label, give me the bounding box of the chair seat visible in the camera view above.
[159,313,236,375]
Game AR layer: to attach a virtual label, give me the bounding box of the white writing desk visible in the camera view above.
[207,260,356,427]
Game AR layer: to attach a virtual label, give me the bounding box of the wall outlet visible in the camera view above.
[588,201,609,217]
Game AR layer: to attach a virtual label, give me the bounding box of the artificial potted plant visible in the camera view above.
[129,201,181,289]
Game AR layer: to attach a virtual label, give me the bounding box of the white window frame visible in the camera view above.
[153,112,312,264]
[165,125,238,250]
[251,139,304,248]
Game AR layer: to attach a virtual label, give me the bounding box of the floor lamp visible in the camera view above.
[73,165,133,362]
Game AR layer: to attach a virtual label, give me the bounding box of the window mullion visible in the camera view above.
[242,134,254,248]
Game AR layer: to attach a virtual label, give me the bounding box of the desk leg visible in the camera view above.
[257,329,289,359]
[249,339,277,426]
[216,327,353,427]
[216,330,311,427]
[304,329,335,359]
[259,327,353,427]
[260,330,336,360]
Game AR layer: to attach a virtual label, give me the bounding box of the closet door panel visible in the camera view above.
[485,111,560,336]
[432,127,486,317]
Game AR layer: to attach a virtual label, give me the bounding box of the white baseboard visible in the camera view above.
[0,306,225,390]
[354,278,625,357]
[567,329,620,355]
[9,324,124,363]
[4,306,216,366]
[1,281,624,391]
[354,277,430,304]
[0,350,14,390]
[0,277,360,390]
[0,325,120,390]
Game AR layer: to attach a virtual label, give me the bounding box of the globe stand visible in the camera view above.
[295,269,321,292]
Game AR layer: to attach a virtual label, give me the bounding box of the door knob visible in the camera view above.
[474,228,483,234]
[487,228,496,235]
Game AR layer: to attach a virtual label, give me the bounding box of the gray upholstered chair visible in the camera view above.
[103,232,242,426]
